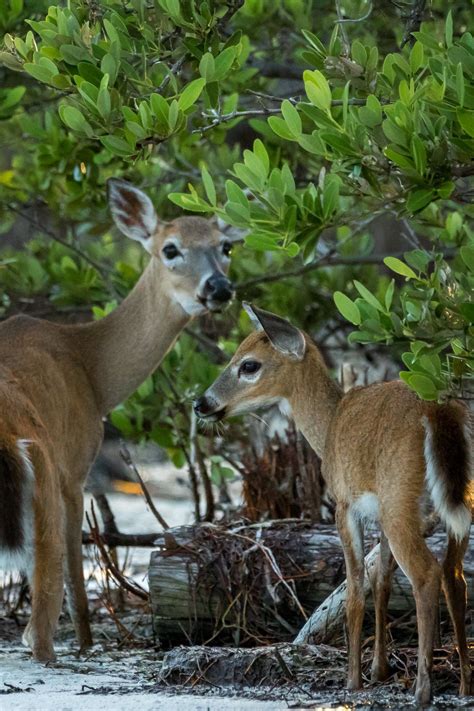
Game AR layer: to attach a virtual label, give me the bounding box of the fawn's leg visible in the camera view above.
[442,533,471,696]
[371,531,396,682]
[384,518,441,705]
[64,486,92,651]
[336,503,365,691]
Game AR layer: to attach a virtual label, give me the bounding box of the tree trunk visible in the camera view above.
[148,521,473,646]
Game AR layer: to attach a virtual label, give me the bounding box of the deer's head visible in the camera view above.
[107,179,234,315]
[194,303,306,421]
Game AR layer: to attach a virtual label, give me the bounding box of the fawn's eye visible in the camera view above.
[222,241,232,258]
[239,360,261,377]
[162,244,181,260]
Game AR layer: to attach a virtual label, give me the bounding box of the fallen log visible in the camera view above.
[149,521,473,646]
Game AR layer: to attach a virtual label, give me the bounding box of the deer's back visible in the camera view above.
[323,380,439,506]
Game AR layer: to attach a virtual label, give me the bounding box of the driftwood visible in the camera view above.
[156,643,466,698]
[149,521,474,646]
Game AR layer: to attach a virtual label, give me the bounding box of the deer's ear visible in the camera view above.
[243,302,306,361]
[107,179,159,251]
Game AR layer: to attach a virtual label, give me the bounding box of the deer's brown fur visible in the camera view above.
[0,180,233,662]
[197,306,472,703]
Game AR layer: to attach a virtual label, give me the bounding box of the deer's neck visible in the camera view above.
[75,258,190,414]
[289,344,342,458]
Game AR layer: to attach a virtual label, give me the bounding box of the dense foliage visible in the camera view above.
[0,1,472,493]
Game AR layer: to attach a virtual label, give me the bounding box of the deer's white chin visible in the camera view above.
[173,292,208,317]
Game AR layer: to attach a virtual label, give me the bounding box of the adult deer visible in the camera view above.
[0,179,234,663]
[194,304,472,704]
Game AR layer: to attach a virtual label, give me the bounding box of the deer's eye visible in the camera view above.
[222,241,232,258]
[162,244,181,260]
[239,360,261,377]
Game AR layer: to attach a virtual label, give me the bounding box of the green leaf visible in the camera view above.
[59,105,92,135]
[445,10,453,48]
[201,164,216,206]
[353,280,385,312]
[383,257,417,279]
[410,41,424,73]
[303,69,332,112]
[97,86,111,120]
[100,134,133,156]
[410,135,427,175]
[286,242,300,257]
[178,77,206,111]
[351,40,366,67]
[385,279,395,311]
[406,188,435,213]
[333,292,361,325]
[213,46,236,80]
[23,63,54,84]
[359,94,383,127]
[460,245,474,272]
[60,44,90,64]
[268,116,296,141]
[199,52,215,81]
[384,146,414,170]
[281,100,302,137]
[401,372,438,400]
[225,180,248,208]
[456,63,465,108]
[457,110,474,137]
[244,233,281,251]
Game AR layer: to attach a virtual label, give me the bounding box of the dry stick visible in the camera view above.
[91,491,120,537]
[86,502,149,601]
[120,443,170,530]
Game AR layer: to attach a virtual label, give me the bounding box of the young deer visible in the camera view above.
[0,179,234,662]
[194,304,472,704]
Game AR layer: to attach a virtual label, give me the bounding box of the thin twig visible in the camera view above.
[335,0,351,55]
[86,502,149,601]
[120,443,170,529]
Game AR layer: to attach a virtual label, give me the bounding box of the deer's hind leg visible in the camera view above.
[23,453,65,663]
[442,533,471,696]
[383,513,441,705]
[371,530,396,682]
[336,502,365,691]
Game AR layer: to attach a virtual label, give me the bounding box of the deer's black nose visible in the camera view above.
[193,396,212,417]
[204,274,234,303]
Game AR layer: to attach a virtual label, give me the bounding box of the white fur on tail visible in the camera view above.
[422,416,472,541]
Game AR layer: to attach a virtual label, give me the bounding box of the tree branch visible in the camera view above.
[400,0,427,48]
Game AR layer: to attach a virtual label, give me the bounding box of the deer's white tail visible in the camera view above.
[423,406,472,541]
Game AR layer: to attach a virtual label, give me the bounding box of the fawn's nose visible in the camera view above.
[193,396,212,417]
[203,274,234,303]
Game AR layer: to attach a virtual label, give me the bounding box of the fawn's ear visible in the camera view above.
[242,302,306,361]
[107,179,159,251]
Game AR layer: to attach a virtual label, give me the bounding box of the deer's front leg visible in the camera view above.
[336,503,365,691]
[64,487,92,651]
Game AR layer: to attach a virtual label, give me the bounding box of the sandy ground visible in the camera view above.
[1,469,473,710]
[2,484,286,710]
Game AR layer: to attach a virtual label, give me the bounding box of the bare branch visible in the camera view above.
[400,0,427,48]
